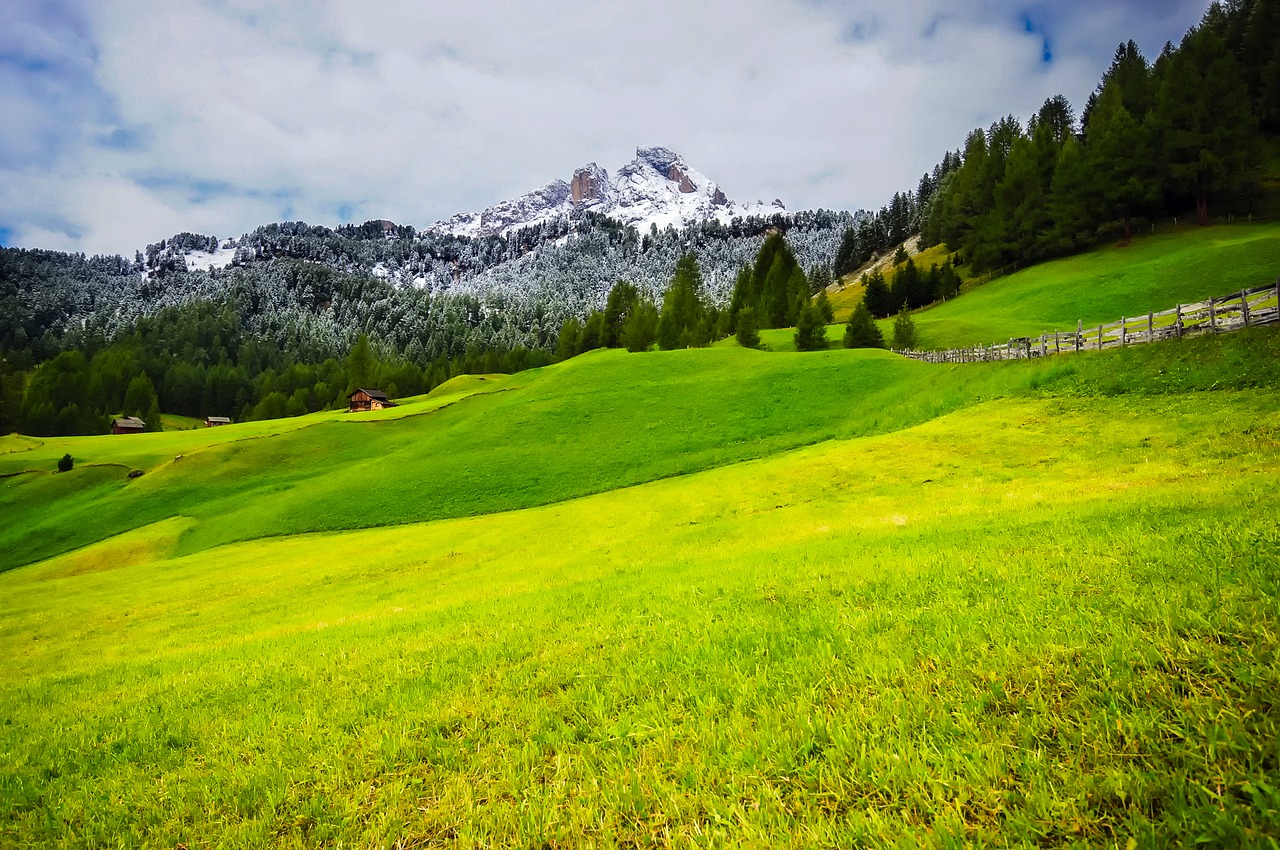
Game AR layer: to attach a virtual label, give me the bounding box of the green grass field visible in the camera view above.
[3,226,1280,846]
[898,222,1280,349]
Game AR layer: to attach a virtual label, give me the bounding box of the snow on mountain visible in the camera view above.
[183,244,239,272]
[428,146,781,238]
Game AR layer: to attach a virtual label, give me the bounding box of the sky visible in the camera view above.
[1,0,1211,257]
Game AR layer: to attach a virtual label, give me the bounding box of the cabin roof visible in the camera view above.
[206,416,231,423]
[349,387,389,401]
[113,416,146,428]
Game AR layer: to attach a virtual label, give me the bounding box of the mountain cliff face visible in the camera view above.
[429,146,780,238]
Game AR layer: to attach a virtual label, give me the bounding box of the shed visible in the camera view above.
[348,388,397,412]
[111,416,146,434]
[205,416,232,427]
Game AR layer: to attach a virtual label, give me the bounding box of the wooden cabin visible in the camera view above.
[111,416,146,434]
[205,416,231,427]
[348,388,396,412]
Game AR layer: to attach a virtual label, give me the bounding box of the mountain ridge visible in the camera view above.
[428,145,782,238]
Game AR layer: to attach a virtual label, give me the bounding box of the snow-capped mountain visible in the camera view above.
[429,146,784,238]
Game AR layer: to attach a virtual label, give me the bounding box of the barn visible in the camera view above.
[111,416,146,434]
[205,416,231,427]
[348,388,397,412]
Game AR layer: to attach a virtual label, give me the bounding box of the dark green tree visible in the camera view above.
[57,453,73,472]
[1087,83,1157,243]
[892,308,917,350]
[621,297,659,352]
[1152,26,1261,225]
[658,254,708,349]
[815,291,835,325]
[346,333,374,391]
[735,308,761,349]
[833,227,860,278]
[862,270,894,319]
[794,303,828,351]
[580,311,606,353]
[556,317,583,360]
[842,301,885,349]
[602,281,640,348]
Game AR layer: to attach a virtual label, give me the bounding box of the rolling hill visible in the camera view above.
[2,224,1279,847]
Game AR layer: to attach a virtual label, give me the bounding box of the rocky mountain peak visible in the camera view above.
[428,146,778,238]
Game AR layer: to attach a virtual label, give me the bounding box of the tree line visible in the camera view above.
[918,0,1276,272]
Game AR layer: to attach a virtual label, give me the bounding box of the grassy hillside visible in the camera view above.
[3,217,1280,846]
[0,348,1028,573]
[899,221,1280,349]
[1,329,1278,846]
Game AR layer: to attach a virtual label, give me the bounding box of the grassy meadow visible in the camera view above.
[898,221,1280,350]
[2,227,1280,846]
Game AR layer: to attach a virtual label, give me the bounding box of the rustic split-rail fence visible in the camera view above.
[893,279,1280,363]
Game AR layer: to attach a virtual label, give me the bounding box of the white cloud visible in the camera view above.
[0,0,1211,255]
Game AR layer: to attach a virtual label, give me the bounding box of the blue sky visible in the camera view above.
[1,0,1209,255]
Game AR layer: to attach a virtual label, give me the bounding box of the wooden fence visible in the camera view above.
[893,279,1280,363]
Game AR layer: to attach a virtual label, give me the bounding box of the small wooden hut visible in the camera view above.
[111,416,146,435]
[205,416,232,427]
[348,388,396,412]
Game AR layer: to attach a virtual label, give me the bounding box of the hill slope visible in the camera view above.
[1,328,1278,846]
[902,222,1280,349]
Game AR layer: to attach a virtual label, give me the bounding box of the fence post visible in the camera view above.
[1076,319,1082,353]
[1040,333,1046,357]
[1097,325,1103,351]
[1241,289,1250,327]
[1147,311,1153,343]
[1054,331,1060,356]
[1176,304,1183,338]
[1209,296,1216,332]
[1120,317,1126,348]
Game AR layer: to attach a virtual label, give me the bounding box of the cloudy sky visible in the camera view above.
[2,0,1210,256]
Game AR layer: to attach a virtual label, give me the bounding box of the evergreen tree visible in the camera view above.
[556,317,583,360]
[892,308,917,350]
[658,254,708,349]
[602,281,639,348]
[794,304,828,351]
[1152,26,1261,225]
[808,264,832,295]
[621,298,659,352]
[346,333,374,390]
[1046,135,1097,252]
[580,311,606,352]
[842,301,885,349]
[1087,83,1157,243]
[735,308,761,349]
[833,227,859,278]
[862,270,894,319]
[815,290,835,324]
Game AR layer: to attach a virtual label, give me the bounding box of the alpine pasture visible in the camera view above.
[2,229,1280,847]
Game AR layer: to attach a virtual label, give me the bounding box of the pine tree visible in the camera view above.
[735,308,761,349]
[863,270,893,319]
[833,227,859,278]
[815,291,835,324]
[842,301,885,349]
[556,317,583,360]
[892,308,917,350]
[1152,26,1261,225]
[1087,83,1157,243]
[658,254,708,349]
[794,304,828,351]
[602,281,639,348]
[621,298,659,352]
